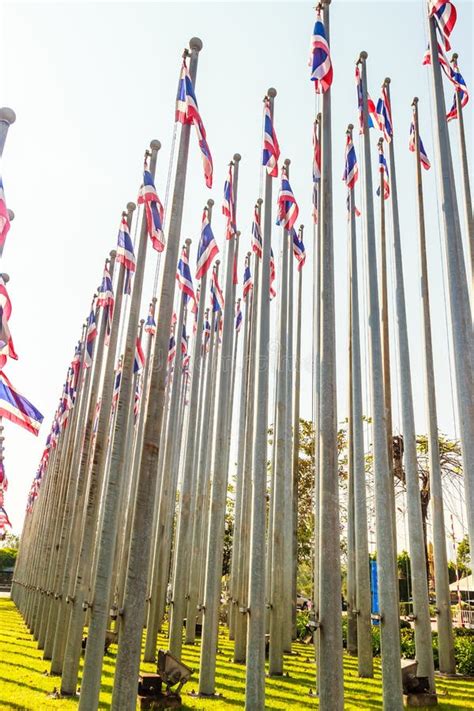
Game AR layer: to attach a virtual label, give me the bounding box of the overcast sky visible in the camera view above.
[0,0,472,534]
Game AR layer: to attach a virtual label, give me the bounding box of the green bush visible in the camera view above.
[453,627,474,638]
[400,629,416,659]
[296,611,310,639]
[371,625,381,656]
[454,636,474,676]
[0,548,17,570]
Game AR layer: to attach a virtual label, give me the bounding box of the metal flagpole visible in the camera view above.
[428,15,474,551]
[61,201,135,696]
[109,39,204,710]
[284,210,294,651]
[347,125,373,678]
[347,257,357,657]
[412,97,455,674]
[198,153,241,696]
[245,87,276,710]
[0,107,15,156]
[358,51,403,709]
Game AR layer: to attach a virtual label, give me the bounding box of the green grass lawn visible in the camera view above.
[0,597,472,710]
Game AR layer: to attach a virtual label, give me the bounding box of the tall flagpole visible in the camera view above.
[358,51,403,709]
[383,80,435,691]
[0,107,15,156]
[428,16,474,551]
[347,257,357,657]
[198,153,241,696]
[245,87,276,710]
[412,97,455,674]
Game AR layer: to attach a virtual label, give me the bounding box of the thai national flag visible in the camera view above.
[252,206,263,258]
[292,228,306,272]
[223,165,237,240]
[409,123,431,171]
[0,178,10,254]
[376,87,393,143]
[276,168,299,232]
[313,120,321,224]
[243,263,253,299]
[133,336,146,374]
[262,98,280,177]
[112,360,122,412]
[356,66,380,134]
[210,269,224,313]
[181,323,188,356]
[196,208,219,279]
[0,460,8,491]
[270,249,276,300]
[176,59,213,188]
[429,0,457,51]
[376,147,390,200]
[310,10,333,93]
[145,303,156,335]
[0,277,18,370]
[138,162,165,252]
[117,215,136,295]
[84,308,98,369]
[235,301,243,333]
[0,371,43,436]
[446,57,469,122]
[97,263,114,344]
[0,506,11,531]
[203,318,211,351]
[168,335,176,364]
[176,247,195,303]
[342,133,359,190]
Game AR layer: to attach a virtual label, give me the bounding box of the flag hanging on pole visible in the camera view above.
[0,371,43,436]
[376,86,393,143]
[446,56,469,121]
[0,178,10,254]
[276,167,300,232]
[409,123,431,170]
[176,58,213,188]
[262,97,280,178]
[342,132,359,189]
[292,228,306,271]
[133,336,146,374]
[181,323,188,356]
[116,214,136,295]
[223,164,237,240]
[203,317,211,351]
[210,269,224,312]
[376,144,390,199]
[0,461,8,491]
[145,303,156,335]
[196,208,219,279]
[312,120,321,224]
[356,65,380,134]
[0,506,11,532]
[97,263,115,344]
[176,247,196,303]
[251,206,263,258]
[429,0,457,51]
[168,334,176,364]
[138,157,165,252]
[243,262,253,298]
[310,9,333,93]
[0,277,18,370]
[270,248,276,300]
[112,359,122,412]
[235,301,243,332]
[84,308,98,369]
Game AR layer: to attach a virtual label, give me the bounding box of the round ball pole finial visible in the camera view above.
[7,209,14,221]
[185,238,192,246]
[127,201,136,213]
[233,153,241,162]
[267,87,277,98]
[377,137,384,147]
[1,273,10,283]
[452,52,458,61]
[140,319,145,325]
[215,259,220,267]
[257,198,263,205]
[189,37,203,52]
[347,123,354,132]
[150,139,162,152]
[152,296,158,304]
[299,224,304,232]
[247,251,252,258]
[412,96,419,106]
[109,249,117,259]
[384,77,391,86]
[207,198,215,208]
[359,50,368,61]
[284,158,291,167]
[0,108,16,126]
[236,230,241,238]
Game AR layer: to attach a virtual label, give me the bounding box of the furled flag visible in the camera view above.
[97,263,115,343]
[0,178,10,255]
[310,9,333,93]
[343,132,359,189]
[223,164,237,240]
[262,97,280,177]
[355,65,380,134]
[181,323,188,358]
[276,167,299,232]
[0,460,8,491]
[203,317,211,352]
[235,301,243,333]
[133,379,142,423]
[243,262,253,299]
[168,334,176,364]
[376,86,393,143]
[145,302,156,336]
[409,123,431,170]
[112,359,122,412]
[176,247,195,304]
[446,56,469,121]
[116,214,136,295]
[84,308,98,369]
[376,144,390,200]
[292,228,306,271]
[429,0,457,51]
[270,248,276,300]
[252,206,263,258]
[312,120,321,224]
[138,157,165,252]
[176,59,213,188]
[0,371,43,436]
[210,269,224,313]
[133,336,145,374]
[0,277,18,370]
[0,506,11,533]
[196,208,219,279]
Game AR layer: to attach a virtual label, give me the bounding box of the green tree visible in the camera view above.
[0,547,17,570]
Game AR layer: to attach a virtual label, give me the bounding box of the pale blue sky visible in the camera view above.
[0,1,472,532]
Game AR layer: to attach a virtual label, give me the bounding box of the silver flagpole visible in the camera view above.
[284,209,294,651]
[347,257,357,657]
[412,97,455,674]
[383,81,435,691]
[428,15,474,550]
[0,107,15,156]
[245,87,276,710]
[358,51,403,709]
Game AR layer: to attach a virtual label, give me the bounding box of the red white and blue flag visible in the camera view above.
[181,323,188,356]
[409,123,431,171]
[313,120,321,224]
[276,167,299,232]
[0,178,10,255]
[196,208,218,279]
[117,214,136,295]
[262,97,280,178]
[310,10,333,93]
[210,269,224,313]
[0,460,8,491]
[0,506,11,532]
[0,277,18,370]
[376,87,393,143]
[112,359,122,412]
[356,65,380,134]
[97,263,114,344]
[84,308,98,369]
[252,206,263,258]
[235,301,243,333]
[133,335,145,374]
[376,145,390,200]
[343,133,359,190]
[243,262,253,299]
[176,59,213,189]
[446,56,469,121]
[203,317,211,351]
[145,303,156,336]
[168,334,176,364]
[176,247,195,304]
[292,228,306,271]
[429,0,457,51]
[0,371,43,436]
[138,159,165,253]
[270,249,276,300]
[223,164,237,240]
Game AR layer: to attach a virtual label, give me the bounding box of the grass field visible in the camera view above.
[1,598,473,710]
